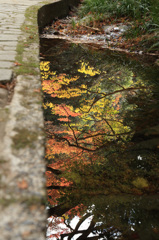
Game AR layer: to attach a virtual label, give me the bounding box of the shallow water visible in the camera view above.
[40,38,159,240]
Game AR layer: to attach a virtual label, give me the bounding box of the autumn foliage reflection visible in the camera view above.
[40,57,153,201]
[40,37,159,239]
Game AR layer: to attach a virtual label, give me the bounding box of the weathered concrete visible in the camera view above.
[0,88,8,107]
[0,69,13,82]
[0,53,16,61]
[0,61,14,68]
[0,0,81,239]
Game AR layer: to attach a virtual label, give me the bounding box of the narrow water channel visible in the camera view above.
[40,37,159,240]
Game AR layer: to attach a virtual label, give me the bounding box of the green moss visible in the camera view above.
[5,107,10,113]
[0,196,46,207]
[18,88,39,97]
[13,0,55,76]
[0,198,17,207]
[0,159,7,164]
[16,42,24,58]
[17,86,42,108]
[12,128,38,149]
[25,195,46,206]
[15,66,39,76]
[13,4,40,76]
[13,0,57,76]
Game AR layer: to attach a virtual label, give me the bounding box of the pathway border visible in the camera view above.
[0,0,80,239]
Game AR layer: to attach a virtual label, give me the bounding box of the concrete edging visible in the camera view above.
[0,0,80,239]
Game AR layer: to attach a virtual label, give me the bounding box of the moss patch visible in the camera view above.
[0,198,17,207]
[0,196,46,207]
[14,5,40,76]
[12,128,38,149]
[14,0,56,75]
[25,195,46,206]
[0,159,7,164]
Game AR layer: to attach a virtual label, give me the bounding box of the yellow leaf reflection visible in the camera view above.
[78,61,101,76]
[40,61,50,71]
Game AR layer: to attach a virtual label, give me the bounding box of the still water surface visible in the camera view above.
[40,38,159,240]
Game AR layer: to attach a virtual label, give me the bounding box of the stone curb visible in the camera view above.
[0,0,80,239]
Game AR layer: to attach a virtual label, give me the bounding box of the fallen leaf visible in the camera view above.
[21,231,31,237]
[29,205,38,211]
[34,88,41,93]
[153,228,159,233]
[14,62,22,66]
[0,84,7,89]
[118,36,122,41]
[17,179,28,189]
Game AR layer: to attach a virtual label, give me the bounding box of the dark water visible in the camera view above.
[40,38,159,240]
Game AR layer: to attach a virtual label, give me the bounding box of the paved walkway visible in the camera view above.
[0,0,44,82]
